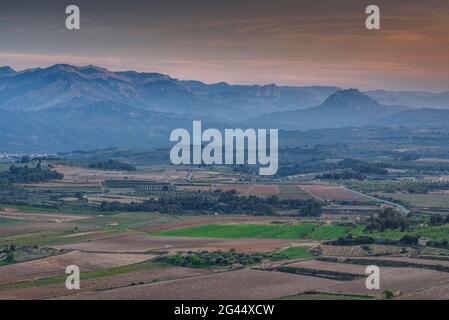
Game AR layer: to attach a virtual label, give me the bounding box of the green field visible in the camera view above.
[277,246,313,259]
[153,223,363,240]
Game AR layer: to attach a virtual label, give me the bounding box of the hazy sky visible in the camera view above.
[0,0,448,91]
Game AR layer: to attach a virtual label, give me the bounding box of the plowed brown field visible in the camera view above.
[57,269,340,300]
[0,251,151,284]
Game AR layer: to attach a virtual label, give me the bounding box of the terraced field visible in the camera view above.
[0,250,152,284]
[0,265,213,300]
[325,267,449,299]
[58,269,340,300]
[320,245,368,257]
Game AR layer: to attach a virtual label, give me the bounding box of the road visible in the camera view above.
[345,187,410,215]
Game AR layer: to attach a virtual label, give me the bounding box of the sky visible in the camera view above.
[0,0,448,91]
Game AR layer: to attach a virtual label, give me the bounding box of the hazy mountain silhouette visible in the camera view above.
[246,89,407,130]
[1,64,449,152]
[366,90,449,109]
[0,64,339,120]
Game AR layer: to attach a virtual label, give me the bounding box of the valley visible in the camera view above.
[1,64,449,152]
[1,64,449,300]
[2,132,449,300]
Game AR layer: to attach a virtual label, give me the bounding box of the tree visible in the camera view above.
[399,235,419,245]
[4,252,14,264]
[430,214,445,226]
[383,290,395,300]
[300,200,322,217]
[365,208,408,232]
[19,156,30,164]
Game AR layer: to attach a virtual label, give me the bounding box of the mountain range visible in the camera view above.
[1,64,449,152]
[246,89,407,130]
[0,64,339,119]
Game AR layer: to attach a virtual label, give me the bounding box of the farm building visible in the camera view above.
[104,180,176,192]
[418,237,430,247]
[136,182,176,192]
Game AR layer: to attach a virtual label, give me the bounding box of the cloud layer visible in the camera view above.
[0,0,447,90]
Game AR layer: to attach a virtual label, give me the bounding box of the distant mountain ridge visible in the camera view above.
[366,90,449,109]
[246,89,407,130]
[0,66,15,76]
[0,64,340,119]
[0,64,449,152]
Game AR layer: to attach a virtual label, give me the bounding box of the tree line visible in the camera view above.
[99,190,322,216]
[0,164,64,184]
[88,160,136,171]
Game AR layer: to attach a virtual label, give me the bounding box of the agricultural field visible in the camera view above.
[277,246,313,259]
[368,224,449,242]
[273,256,449,300]
[85,194,154,204]
[382,192,449,209]
[325,266,449,299]
[0,264,213,300]
[53,165,190,185]
[319,245,368,257]
[300,184,371,202]
[1,208,91,223]
[285,259,370,275]
[153,223,364,240]
[178,183,314,200]
[277,184,313,200]
[1,159,449,300]
[278,292,375,300]
[216,184,279,197]
[57,269,340,300]
[1,203,449,300]
[0,251,152,284]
